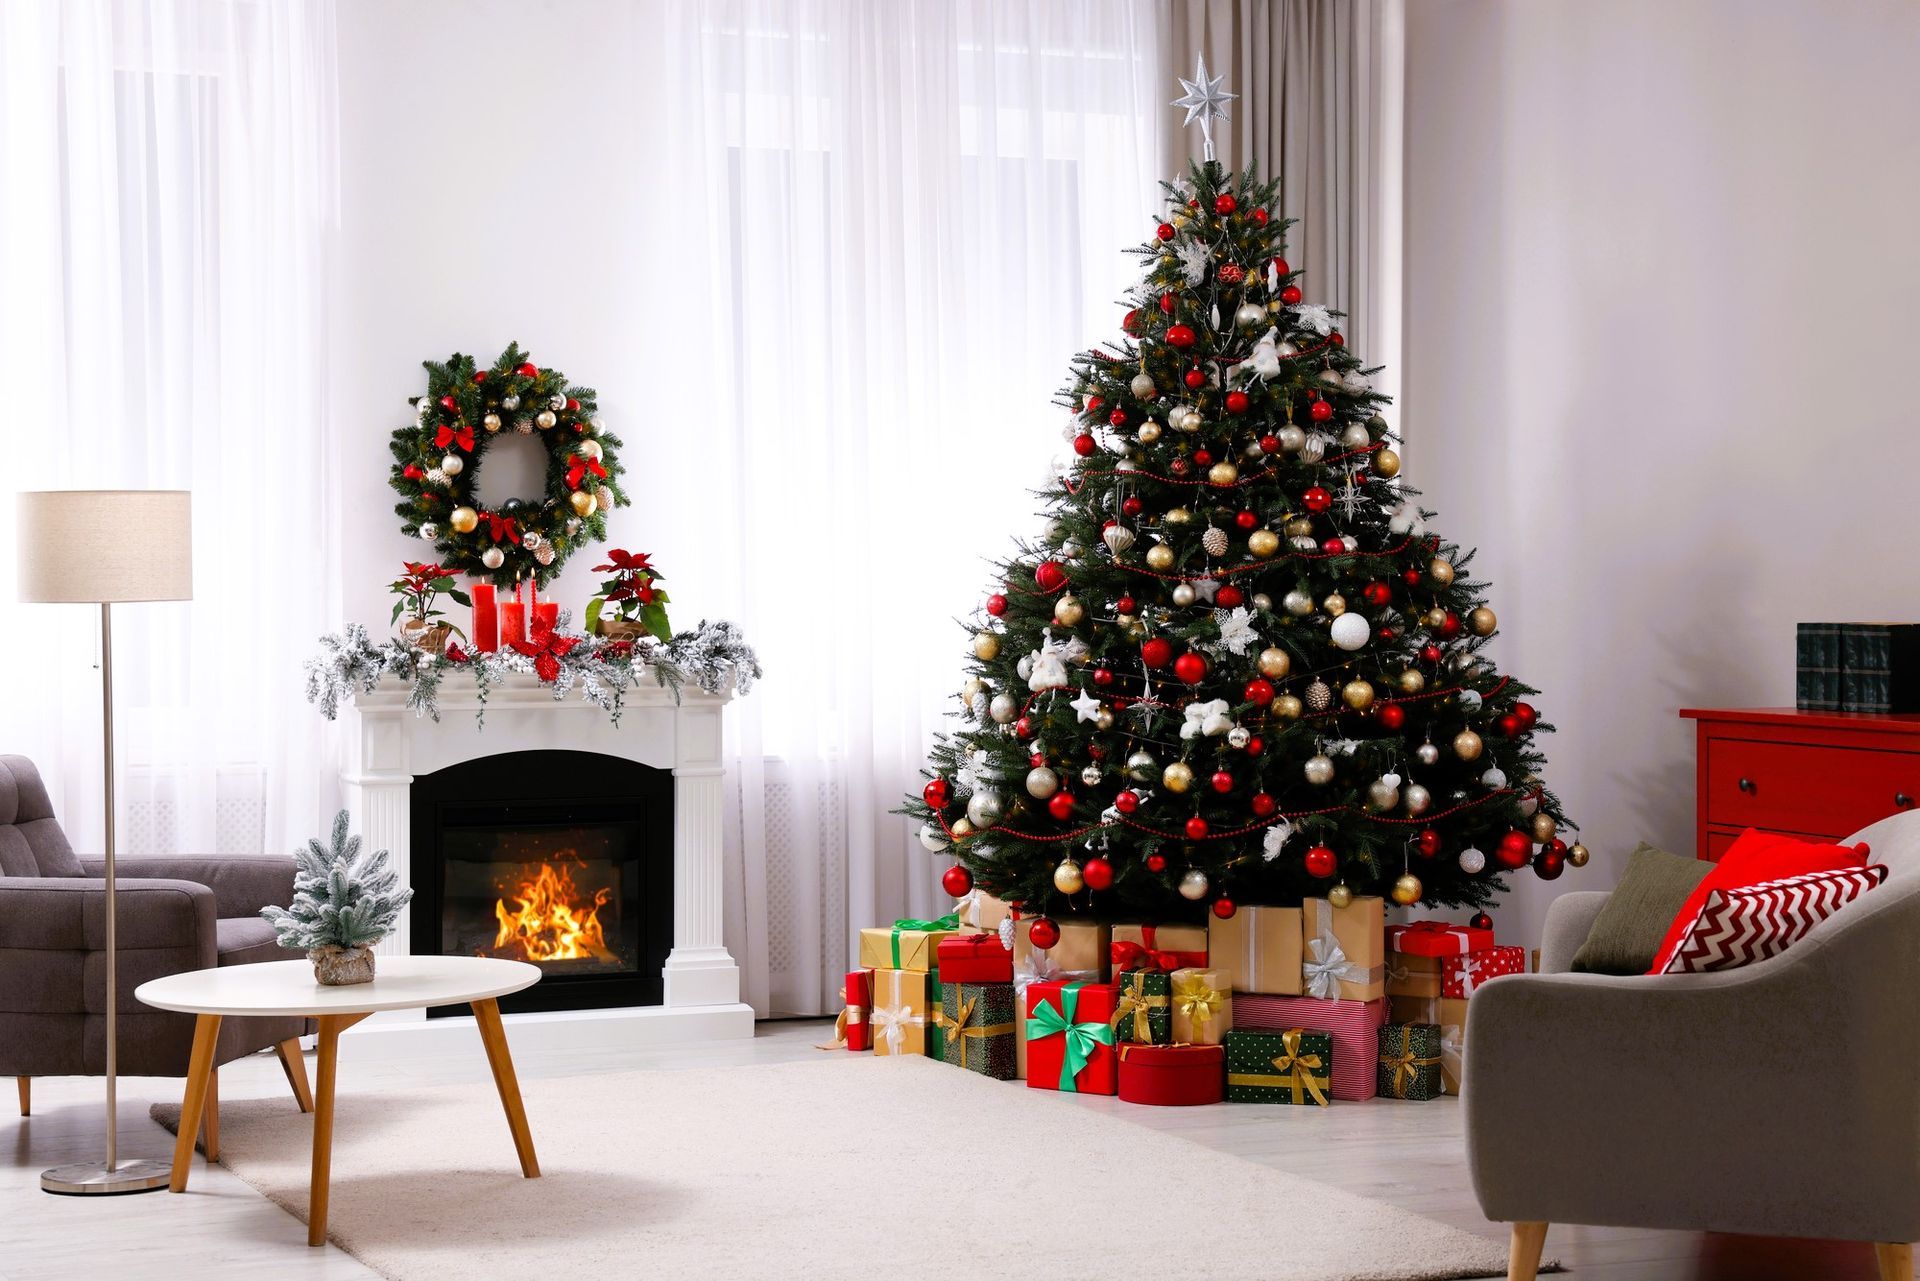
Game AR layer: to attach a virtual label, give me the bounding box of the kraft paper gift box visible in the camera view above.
[953,889,1013,934]
[869,968,931,1057]
[939,981,1018,1079]
[1024,980,1119,1095]
[1235,992,1390,1102]
[1377,1022,1444,1101]
[1011,944,1101,1080]
[1110,922,1209,972]
[1208,905,1303,995]
[1300,895,1386,1002]
[1225,1027,1333,1105]
[1168,967,1232,1046]
[1390,995,1469,1095]
[1385,953,1443,999]
[1012,918,1111,982]
[858,915,958,973]
[1109,969,1173,1045]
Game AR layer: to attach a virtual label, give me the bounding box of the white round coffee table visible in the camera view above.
[137,955,542,1247]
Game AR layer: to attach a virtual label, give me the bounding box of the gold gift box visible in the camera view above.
[870,968,931,1057]
[1168,967,1232,1045]
[1301,895,1386,1002]
[1207,905,1302,995]
[858,923,955,973]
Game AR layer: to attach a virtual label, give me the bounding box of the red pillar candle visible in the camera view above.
[471,582,498,653]
[533,600,559,639]
[500,580,527,647]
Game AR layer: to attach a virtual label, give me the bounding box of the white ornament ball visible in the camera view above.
[919,824,949,852]
[1171,583,1197,607]
[418,522,438,540]
[522,531,543,549]
[966,790,1004,829]
[1080,764,1103,786]
[1329,612,1371,651]
[549,393,567,411]
[1130,372,1157,398]
[1283,589,1315,617]
[1304,754,1335,785]
[577,439,604,461]
[1366,779,1400,812]
[1458,847,1487,874]
[1404,783,1432,816]
[1025,766,1060,799]
[1234,302,1266,329]
[1178,869,1210,901]
[1416,742,1441,766]
[1459,689,1484,712]
[483,412,503,433]
[1481,766,1508,789]
[1277,426,1307,452]
[1344,370,1373,394]
[1318,368,1344,387]
[440,453,464,477]
[501,394,521,411]
[1340,423,1371,449]
[1016,655,1035,681]
[480,546,505,570]
[1252,593,1273,612]
[990,693,1017,724]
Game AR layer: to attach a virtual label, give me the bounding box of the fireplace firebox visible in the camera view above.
[409,749,673,1015]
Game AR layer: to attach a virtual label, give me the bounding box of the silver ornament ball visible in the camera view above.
[1458,847,1487,874]
[1178,868,1210,901]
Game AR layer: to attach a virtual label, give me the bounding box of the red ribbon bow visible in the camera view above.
[484,513,520,544]
[1110,941,1181,974]
[566,453,608,491]
[435,422,476,452]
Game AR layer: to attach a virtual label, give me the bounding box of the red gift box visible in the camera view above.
[1024,980,1119,1095]
[1233,992,1389,1101]
[1118,1043,1225,1106]
[1443,945,1525,998]
[1110,923,1209,973]
[1385,919,1495,957]
[842,968,872,1051]
[937,932,1013,984]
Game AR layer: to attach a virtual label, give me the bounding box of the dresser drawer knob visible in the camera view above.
[1737,777,1756,794]
[1899,793,1915,810]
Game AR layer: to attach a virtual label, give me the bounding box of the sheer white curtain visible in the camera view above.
[0,0,340,858]
[640,0,1168,1015]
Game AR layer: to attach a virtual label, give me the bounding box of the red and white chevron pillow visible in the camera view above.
[1658,863,1888,974]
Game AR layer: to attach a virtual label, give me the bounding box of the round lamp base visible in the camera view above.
[42,1159,173,1195]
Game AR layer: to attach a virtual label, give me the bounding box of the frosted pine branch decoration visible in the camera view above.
[263,810,411,984]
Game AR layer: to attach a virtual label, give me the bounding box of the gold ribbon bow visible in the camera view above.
[1379,1026,1441,1095]
[1172,971,1226,1042]
[936,993,1014,1047]
[816,984,866,1051]
[1110,973,1171,1041]
[1226,1027,1329,1105]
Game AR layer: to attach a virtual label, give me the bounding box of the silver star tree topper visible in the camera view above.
[1172,53,1236,161]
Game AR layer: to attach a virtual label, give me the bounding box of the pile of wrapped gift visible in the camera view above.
[838,891,1526,1109]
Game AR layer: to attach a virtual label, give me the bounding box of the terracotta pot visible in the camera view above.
[310,944,377,986]
[399,619,453,655]
[597,618,646,643]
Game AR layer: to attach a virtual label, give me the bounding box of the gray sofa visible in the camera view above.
[1466,808,1920,1281]
[0,755,311,1125]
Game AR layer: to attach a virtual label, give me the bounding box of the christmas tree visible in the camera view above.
[905,61,1582,924]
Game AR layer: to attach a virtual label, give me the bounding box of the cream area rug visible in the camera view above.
[156,1055,1518,1281]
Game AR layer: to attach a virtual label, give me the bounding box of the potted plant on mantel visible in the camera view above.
[261,811,412,985]
[586,548,671,644]
[390,560,469,654]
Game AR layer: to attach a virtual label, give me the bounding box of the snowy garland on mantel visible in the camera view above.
[305,616,761,727]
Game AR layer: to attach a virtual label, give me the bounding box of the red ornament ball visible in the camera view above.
[1159,292,1177,315]
[1498,713,1523,737]
[1377,703,1406,731]
[1420,642,1444,664]
[1145,852,1168,873]
[1173,651,1209,684]
[1214,584,1245,609]
[1218,263,1245,284]
[1123,309,1144,336]
[1416,828,1443,858]
[1404,567,1423,586]
[1083,856,1114,891]
[1028,917,1061,950]
[1234,509,1259,530]
[1250,791,1277,817]
[1321,536,1346,555]
[986,593,1008,617]
[1259,433,1282,453]
[1245,736,1264,755]
[1213,193,1237,215]
[1169,457,1192,476]
[1109,408,1129,427]
[1030,752,1046,768]
[1243,677,1275,705]
[1329,331,1344,346]
[1469,911,1494,932]
[1092,666,1115,688]
[515,361,539,378]
[1302,485,1333,513]
[1047,791,1075,821]
[1210,769,1234,794]
[472,371,488,384]
[940,864,973,897]
[565,397,579,412]
[1252,208,1269,226]
[1155,222,1175,242]
[403,464,425,481]
[1192,448,1213,468]
[1185,815,1210,839]
[1141,637,1174,669]
[1115,594,1138,614]
[1114,789,1141,814]
[1072,433,1097,457]
[438,394,458,412]
[1535,840,1567,880]
[1165,324,1197,349]
[923,778,951,810]
[1513,701,1539,729]
[1184,367,1207,389]
[1014,716,1035,740]
[1211,895,1237,919]
[1308,399,1335,422]
[1496,830,1533,870]
[1304,845,1338,878]
[1085,395,1105,420]
[1225,390,1250,415]
[1121,495,1144,517]
[1280,285,1304,305]
[1438,611,1463,640]
[1034,560,1067,592]
[1363,581,1393,607]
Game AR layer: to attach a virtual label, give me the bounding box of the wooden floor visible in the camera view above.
[0,1019,1892,1281]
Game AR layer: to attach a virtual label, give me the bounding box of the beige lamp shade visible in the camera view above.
[16,490,193,603]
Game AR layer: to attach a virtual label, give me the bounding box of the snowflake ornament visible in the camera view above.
[1212,606,1258,657]
[1173,237,1212,287]
[1293,303,1336,336]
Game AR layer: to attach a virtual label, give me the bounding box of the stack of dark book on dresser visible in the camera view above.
[1797,622,1920,713]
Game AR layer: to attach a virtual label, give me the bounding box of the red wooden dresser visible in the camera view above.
[1681,707,1920,859]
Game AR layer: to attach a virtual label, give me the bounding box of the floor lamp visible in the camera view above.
[17,490,192,1195]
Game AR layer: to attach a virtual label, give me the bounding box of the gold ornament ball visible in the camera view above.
[1568,842,1591,868]
[1322,592,1347,617]
[1531,813,1558,844]
[1373,447,1401,478]
[570,489,597,517]
[1429,556,1455,587]
[1391,872,1424,906]
[972,632,1001,661]
[1138,422,1163,444]
[482,412,503,433]
[1208,461,1239,486]
[577,439,604,462]
[1053,859,1085,895]
[1453,729,1484,761]
[1094,706,1115,730]
[1283,517,1316,537]
[950,818,975,840]
[1162,762,1194,793]
[1327,883,1354,909]
[448,506,479,534]
[1272,694,1304,720]
[1165,506,1194,526]
[1054,594,1084,625]
[1257,647,1292,679]
[1247,529,1280,558]
[1396,668,1427,694]
[1146,544,1176,570]
[1425,606,1449,629]
[1342,679,1376,711]
[1469,606,1498,636]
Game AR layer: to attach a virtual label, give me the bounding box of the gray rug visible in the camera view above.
[156,1055,1521,1280]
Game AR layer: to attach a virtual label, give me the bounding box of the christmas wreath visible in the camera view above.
[389,343,627,585]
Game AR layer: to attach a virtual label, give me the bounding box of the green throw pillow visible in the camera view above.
[1570,842,1712,975]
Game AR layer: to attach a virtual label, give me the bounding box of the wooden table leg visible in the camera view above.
[16,1076,27,1117]
[275,1037,314,1113]
[197,1067,220,1161]
[169,1013,222,1193]
[471,998,540,1178]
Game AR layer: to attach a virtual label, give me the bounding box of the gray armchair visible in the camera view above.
[1465,809,1920,1281]
[0,755,313,1142]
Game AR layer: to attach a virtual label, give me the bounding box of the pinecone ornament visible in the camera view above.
[1304,679,1335,713]
[1202,525,1229,557]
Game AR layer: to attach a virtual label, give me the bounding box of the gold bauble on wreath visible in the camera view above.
[570,490,597,518]
[1391,872,1424,905]
[449,506,479,534]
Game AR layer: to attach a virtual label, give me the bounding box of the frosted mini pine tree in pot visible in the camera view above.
[262,810,413,985]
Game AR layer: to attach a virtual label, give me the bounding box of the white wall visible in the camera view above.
[1403,1,1920,943]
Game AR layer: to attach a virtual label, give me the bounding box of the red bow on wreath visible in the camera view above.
[484,512,520,544]
[435,422,475,452]
[566,453,608,491]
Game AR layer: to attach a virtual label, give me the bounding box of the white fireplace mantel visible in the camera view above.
[336,672,752,1055]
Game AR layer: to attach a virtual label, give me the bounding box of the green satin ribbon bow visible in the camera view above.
[887,913,959,967]
[1024,981,1115,1092]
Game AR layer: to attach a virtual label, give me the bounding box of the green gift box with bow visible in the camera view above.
[1225,1027,1332,1105]
[939,981,1017,1079]
[1376,1022,1443,1101]
[1109,970,1173,1044]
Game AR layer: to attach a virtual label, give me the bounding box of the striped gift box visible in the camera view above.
[1233,992,1389,1101]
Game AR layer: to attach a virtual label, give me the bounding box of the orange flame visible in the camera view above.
[492,860,612,963]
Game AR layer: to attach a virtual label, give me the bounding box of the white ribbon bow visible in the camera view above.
[1301,909,1369,1001]
[871,1004,921,1054]
[1012,948,1096,998]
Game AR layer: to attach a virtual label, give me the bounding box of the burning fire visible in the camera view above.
[493,859,613,963]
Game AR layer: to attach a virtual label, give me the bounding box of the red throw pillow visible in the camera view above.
[1658,864,1887,974]
[1647,829,1869,974]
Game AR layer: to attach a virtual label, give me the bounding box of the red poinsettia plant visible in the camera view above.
[585,549,671,642]
[389,561,471,634]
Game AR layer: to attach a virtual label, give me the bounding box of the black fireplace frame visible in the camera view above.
[409,749,673,1016]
